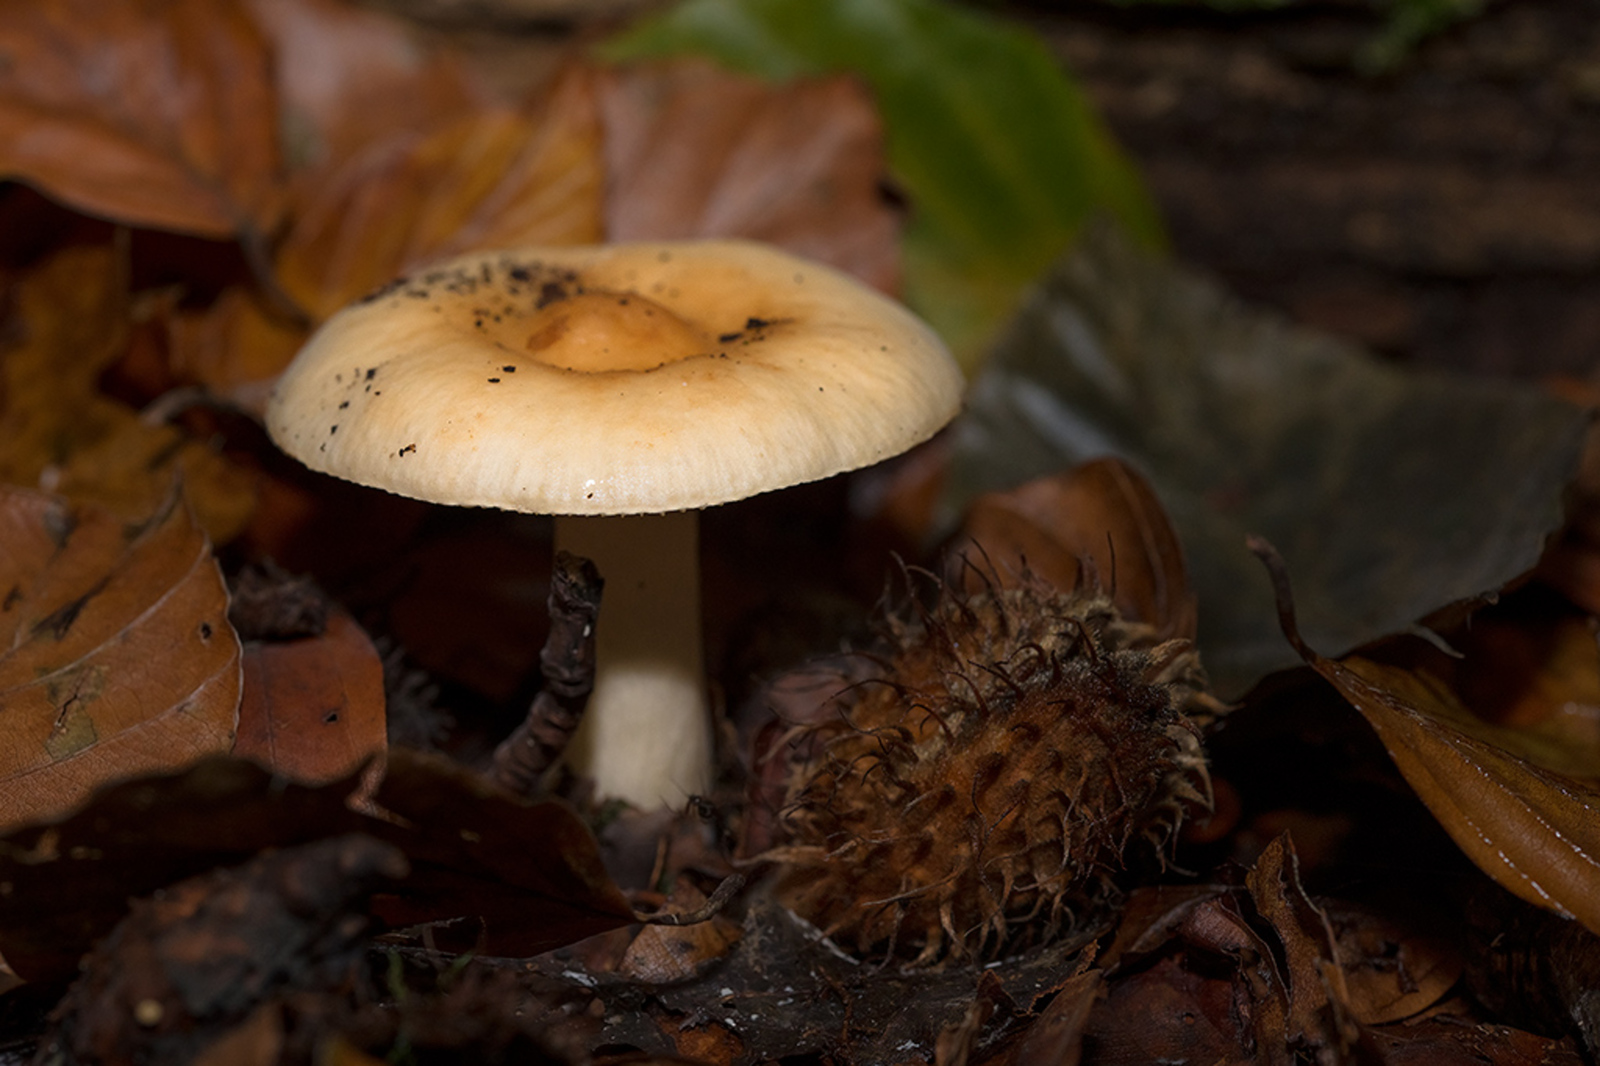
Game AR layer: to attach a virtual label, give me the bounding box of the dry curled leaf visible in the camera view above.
[601,60,900,293]
[0,486,240,830]
[1255,538,1600,936]
[951,457,1197,641]
[234,606,386,785]
[0,0,284,237]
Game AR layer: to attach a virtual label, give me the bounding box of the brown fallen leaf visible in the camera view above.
[167,66,605,412]
[1448,602,1600,776]
[277,68,605,320]
[1245,835,1358,1055]
[0,486,240,830]
[234,606,386,785]
[0,0,284,238]
[0,750,633,984]
[951,457,1198,641]
[0,244,257,542]
[601,60,900,293]
[369,751,634,958]
[1324,899,1461,1026]
[1253,537,1600,935]
[244,0,489,173]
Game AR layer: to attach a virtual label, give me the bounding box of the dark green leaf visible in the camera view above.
[940,225,1589,696]
[601,0,1164,367]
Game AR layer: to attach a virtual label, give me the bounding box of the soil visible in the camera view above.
[1020,0,1600,380]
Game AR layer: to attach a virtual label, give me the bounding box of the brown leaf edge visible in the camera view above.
[1248,535,1600,933]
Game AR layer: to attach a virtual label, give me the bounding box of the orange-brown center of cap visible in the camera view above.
[523,291,711,373]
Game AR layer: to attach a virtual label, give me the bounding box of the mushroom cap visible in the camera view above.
[266,240,963,515]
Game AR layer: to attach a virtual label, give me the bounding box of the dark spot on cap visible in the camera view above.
[324,710,339,724]
[537,281,566,309]
[338,400,349,410]
[488,377,501,384]
[503,365,516,372]
[330,425,338,435]
[199,622,212,640]
[718,331,742,344]
[509,266,531,282]
[746,317,771,330]
[365,368,377,381]
[399,443,417,456]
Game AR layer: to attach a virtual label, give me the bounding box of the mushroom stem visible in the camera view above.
[553,511,712,808]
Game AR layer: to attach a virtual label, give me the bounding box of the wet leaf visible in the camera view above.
[0,750,632,983]
[600,60,899,293]
[943,225,1590,696]
[1255,542,1600,935]
[951,457,1197,641]
[0,487,240,831]
[0,0,283,237]
[0,245,257,542]
[602,0,1163,367]
[234,607,387,785]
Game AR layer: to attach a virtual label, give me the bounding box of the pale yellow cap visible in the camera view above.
[266,240,962,515]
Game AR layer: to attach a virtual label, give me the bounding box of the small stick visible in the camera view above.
[491,551,604,797]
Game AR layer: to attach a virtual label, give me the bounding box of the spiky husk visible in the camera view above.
[766,573,1219,965]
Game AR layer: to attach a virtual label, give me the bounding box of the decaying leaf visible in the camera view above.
[951,456,1197,641]
[1324,899,1461,1026]
[0,750,632,984]
[0,0,284,238]
[40,834,408,1066]
[1254,539,1600,936]
[369,752,633,959]
[234,606,386,785]
[600,60,899,294]
[943,224,1590,696]
[538,897,1104,1065]
[1088,838,1380,1065]
[0,244,257,542]
[0,486,240,830]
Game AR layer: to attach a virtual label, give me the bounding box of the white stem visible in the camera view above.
[553,511,711,808]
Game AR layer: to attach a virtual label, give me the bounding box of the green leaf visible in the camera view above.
[601,0,1165,368]
[939,224,1589,697]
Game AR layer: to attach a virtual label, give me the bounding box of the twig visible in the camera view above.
[490,551,603,796]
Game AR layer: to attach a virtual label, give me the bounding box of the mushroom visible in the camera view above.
[265,239,963,809]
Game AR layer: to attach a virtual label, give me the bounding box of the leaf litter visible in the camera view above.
[1,0,1599,1061]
